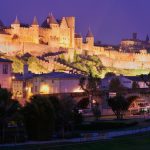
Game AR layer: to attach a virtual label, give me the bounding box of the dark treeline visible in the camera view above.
[0,88,83,142]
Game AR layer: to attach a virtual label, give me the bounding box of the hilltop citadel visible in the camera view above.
[0,14,150,72]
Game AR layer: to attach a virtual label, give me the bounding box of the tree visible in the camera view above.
[107,95,133,119]
[77,97,89,109]
[92,102,101,121]
[21,95,55,140]
[27,56,48,73]
[72,55,104,77]
[59,95,76,137]
[72,107,83,126]
[48,95,82,138]
[105,72,116,78]
[0,87,21,143]
[0,88,20,122]
[79,70,101,109]
[132,81,139,89]
[126,95,139,104]
[47,96,64,132]
[22,95,82,140]
[109,77,125,92]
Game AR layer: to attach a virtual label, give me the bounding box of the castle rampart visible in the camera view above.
[1,15,150,70]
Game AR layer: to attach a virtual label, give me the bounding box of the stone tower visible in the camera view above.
[48,13,59,29]
[66,17,75,48]
[132,32,137,40]
[86,28,94,50]
[31,16,39,44]
[11,16,20,35]
[75,33,83,49]
[48,13,59,48]
[146,34,149,43]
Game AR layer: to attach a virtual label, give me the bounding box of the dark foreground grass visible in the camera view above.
[1,132,150,150]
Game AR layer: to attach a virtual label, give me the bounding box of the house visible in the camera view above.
[129,96,150,114]
[28,72,83,96]
[101,75,133,90]
[12,71,84,100]
[126,76,149,89]
[12,72,35,100]
[0,58,12,90]
[101,75,149,91]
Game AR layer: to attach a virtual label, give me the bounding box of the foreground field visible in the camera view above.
[42,133,150,150]
[1,132,150,150]
[55,134,150,150]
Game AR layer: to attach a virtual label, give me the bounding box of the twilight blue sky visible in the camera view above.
[0,0,150,44]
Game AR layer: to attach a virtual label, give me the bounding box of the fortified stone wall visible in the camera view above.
[1,16,75,49]
[5,27,39,44]
[99,50,150,69]
[99,50,150,62]
[0,34,12,43]
[39,28,51,44]
[0,42,54,56]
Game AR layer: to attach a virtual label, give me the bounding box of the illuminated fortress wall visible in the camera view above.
[1,15,150,70]
[98,50,150,69]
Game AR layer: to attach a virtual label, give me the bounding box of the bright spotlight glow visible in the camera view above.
[73,87,83,93]
[40,84,49,94]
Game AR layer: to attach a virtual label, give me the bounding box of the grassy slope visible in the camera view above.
[70,55,150,77]
[4,55,150,76]
[101,67,150,78]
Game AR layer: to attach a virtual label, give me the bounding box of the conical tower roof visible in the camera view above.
[75,33,82,38]
[13,16,20,24]
[86,28,94,38]
[32,16,38,25]
[0,20,5,29]
[146,34,149,42]
[48,13,58,24]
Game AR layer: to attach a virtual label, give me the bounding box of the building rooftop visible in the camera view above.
[41,13,58,28]
[75,33,82,38]
[37,72,83,79]
[32,16,38,26]
[0,58,13,63]
[14,72,83,81]
[13,16,20,25]
[0,20,5,29]
[14,72,36,80]
[86,28,94,38]
[126,75,148,82]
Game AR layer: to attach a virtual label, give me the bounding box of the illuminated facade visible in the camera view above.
[29,72,83,95]
[101,75,149,90]
[1,15,150,70]
[0,58,12,90]
[12,72,83,99]
[0,13,105,56]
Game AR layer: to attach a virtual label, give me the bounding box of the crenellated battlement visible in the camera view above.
[1,14,150,71]
[97,49,150,69]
